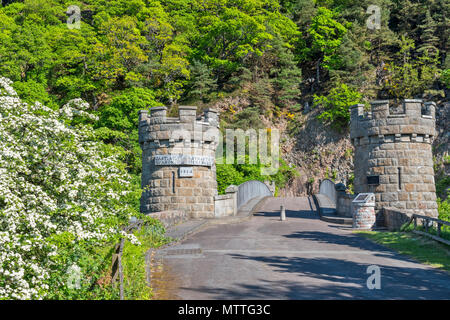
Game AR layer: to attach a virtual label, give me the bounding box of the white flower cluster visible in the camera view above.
[0,77,139,299]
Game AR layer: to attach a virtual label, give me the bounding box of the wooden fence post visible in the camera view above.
[118,238,125,300]
[111,238,125,300]
[111,242,121,286]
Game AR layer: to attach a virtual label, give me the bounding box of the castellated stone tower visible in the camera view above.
[350,99,438,222]
[138,106,219,219]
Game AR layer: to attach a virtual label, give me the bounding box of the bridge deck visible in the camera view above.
[148,197,450,299]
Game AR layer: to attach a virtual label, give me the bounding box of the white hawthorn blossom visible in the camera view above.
[0,77,139,299]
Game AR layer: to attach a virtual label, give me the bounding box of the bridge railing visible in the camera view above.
[402,214,450,246]
[237,180,273,210]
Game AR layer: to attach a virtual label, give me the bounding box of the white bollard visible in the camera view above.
[280,205,286,221]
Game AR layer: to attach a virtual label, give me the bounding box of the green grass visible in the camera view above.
[357,231,450,272]
[402,223,450,241]
[121,221,171,300]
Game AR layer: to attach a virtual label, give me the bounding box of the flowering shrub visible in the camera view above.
[0,77,141,299]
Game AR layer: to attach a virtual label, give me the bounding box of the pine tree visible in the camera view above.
[270,40,302,107]
[417,10,440,57]
[187,60,217,103]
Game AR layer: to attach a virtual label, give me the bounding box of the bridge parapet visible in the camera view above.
[314,180,355,224]
[214,180,273,218]
[237,180,273,210]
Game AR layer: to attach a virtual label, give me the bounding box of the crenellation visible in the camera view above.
[350,99,438,221]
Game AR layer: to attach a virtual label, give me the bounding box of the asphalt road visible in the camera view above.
[149,197,450,299]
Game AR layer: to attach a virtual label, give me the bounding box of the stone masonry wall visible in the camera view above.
[337,194,355,218]
[350,99,438,223]
[148,210,188,229]
[139,106,219,219]
[214,185,238,218]
[383,207,412,231]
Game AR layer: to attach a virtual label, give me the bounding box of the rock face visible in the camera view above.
[281,107,354,197]
[138,106,219,218]
[350,99,438,224]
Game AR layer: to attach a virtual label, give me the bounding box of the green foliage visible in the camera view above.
[122,219,169,300]
[229,106,266,130]
[437,198,450,223]
[186,60,217,103]
[98,88,159,132]
[313,83,362,130]
[382,36,441,99]
[358,231,450,272]
[436,176,450,199]
[346,172,354,194]
[442,69,450,89]
[216,155,298,194]
[191,0,300,81]
[269,39,302,107]
[1,0,449,299]
[45,243,116,300]
[305,7,349,70]
[216,164,244,194]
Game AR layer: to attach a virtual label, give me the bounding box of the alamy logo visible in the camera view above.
[366,5,381,30]
[169,126,280,176]
[66,264,81,290]
[366,265,381,289]
[67,5,81,30]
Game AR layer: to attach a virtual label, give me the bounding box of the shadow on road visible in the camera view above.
[179,254,450,299]
[253,209,317,220]
[283,230,390,253]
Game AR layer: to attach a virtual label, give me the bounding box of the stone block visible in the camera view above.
[389,201,406,209]
[378,158,392,166]
[406,202,417,209]
[386,184,400,192]
[380,143,395,150]
[397,192,409,201]
[382,192,398,201]
[372,166,384,174]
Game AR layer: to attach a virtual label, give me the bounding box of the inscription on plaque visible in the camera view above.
[154,154,214,166]
[179,167,193,177]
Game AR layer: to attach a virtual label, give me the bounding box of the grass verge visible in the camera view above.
[357,231,450,273]
[121,219,171,299]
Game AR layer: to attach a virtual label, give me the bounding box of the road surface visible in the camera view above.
[148,197,450,299]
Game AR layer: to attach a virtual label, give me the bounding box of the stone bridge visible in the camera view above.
[140,101,449,300]
[147,195,450,299]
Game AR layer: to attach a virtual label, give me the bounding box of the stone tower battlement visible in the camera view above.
[138,106,220,218]
[350,99,438,222]
[350,99,436,144]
